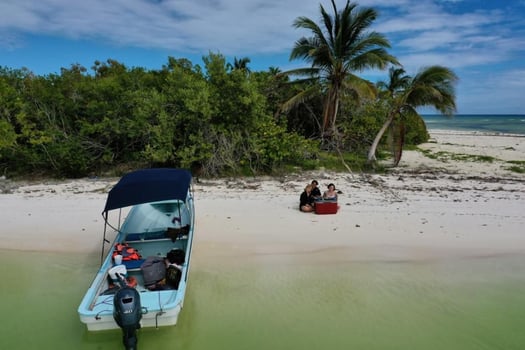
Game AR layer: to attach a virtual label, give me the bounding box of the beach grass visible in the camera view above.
[418,148,496,163]
[506,160,525,173]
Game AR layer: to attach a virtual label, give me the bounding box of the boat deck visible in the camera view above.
[121,237,188,270]
[89,237,188,308]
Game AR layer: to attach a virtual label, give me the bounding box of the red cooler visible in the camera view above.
[315,201,338,214]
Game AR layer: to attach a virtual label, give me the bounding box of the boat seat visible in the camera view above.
[125,230,167,242]
[125,233,143,241]
[122,259,146,270]
[145,230,168,240]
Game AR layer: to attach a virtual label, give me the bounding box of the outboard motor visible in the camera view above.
[113,284,142,350]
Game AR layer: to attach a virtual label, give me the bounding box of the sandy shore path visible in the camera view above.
[1,131,524,262]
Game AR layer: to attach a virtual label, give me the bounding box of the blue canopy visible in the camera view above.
[103,168,192,212]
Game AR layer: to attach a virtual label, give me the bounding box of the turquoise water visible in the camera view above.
[1,249,525,350]
[422,114,525,135]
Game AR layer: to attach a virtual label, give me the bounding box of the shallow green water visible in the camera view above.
[1,250,525,350]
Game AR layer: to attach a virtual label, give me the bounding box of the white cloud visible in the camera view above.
[0,0,321,54]
[0,0,523,113]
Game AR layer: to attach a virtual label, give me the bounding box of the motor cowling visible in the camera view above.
[113,286,142,350]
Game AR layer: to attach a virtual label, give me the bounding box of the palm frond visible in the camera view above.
[343,73,377,100]
[321,1,336,46]
[279,67,320,79]
[406,66,458,115]
[383,67,410,93]
[279,86,322,114]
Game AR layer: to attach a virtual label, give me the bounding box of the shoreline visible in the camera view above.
[1,130,524,262]
[427,128,525,137]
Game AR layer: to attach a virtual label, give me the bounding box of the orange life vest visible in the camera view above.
[112,243,141,261]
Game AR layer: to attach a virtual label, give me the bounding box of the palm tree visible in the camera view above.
[284,0,398,139]
[228,57,251,74]
[367,65,458,165]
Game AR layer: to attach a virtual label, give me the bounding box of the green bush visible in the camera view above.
[403,113,429,145]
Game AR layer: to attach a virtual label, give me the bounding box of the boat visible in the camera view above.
[78,168,195,349]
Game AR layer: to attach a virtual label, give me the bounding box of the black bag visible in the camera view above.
[141,256,166,287]
[166,225,190,242]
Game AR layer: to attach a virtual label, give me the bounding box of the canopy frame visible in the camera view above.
[99,168,193,264]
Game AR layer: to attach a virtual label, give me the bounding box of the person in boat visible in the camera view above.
[323,183,338,201]
[310,180,322,200]
[299,184,315,212]
[164,249,185,289]
[144,249,185,291]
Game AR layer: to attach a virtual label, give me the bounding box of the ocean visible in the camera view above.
[422,114,525,135]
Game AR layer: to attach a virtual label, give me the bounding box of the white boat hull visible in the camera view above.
[80,302,183,331]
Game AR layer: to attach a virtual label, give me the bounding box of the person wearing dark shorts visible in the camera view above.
[299,184,315,212]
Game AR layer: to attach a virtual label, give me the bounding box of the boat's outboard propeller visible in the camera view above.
[113,276,142,350]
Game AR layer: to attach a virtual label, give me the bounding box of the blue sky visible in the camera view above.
[1,0,524,114]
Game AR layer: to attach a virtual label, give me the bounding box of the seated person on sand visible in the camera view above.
[310,180,322,200]
[323,183,338,201]
[299,184,316,212]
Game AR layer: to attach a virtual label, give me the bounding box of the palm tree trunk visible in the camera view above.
[331,92,340,136]
[321,89,336,135]
[392,122,405,167]
[367,112,395,163]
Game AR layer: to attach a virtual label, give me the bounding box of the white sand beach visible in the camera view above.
[1,130,524,263]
